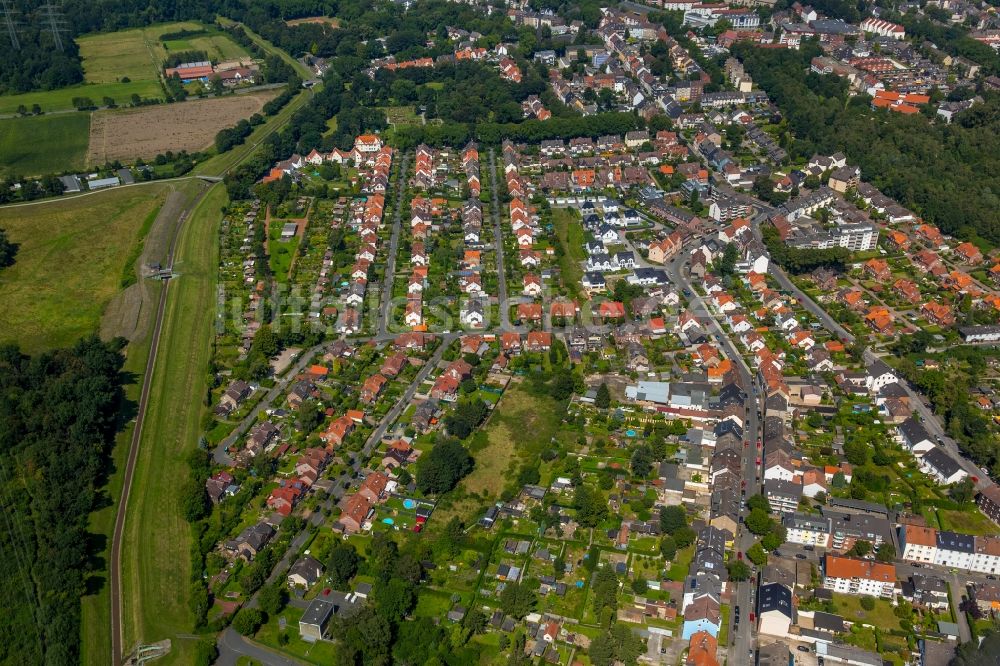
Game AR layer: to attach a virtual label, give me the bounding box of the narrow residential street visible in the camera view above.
[213,339,450,666]
[488,147,513,332]
[378,151,411,337]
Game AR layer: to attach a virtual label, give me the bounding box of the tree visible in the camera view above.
[445,398,488,439]
[589,623,645,666]
[574,485,609,527]
[659,535,677,560]
[745,508,773,535]
[761,531,784,552]
[592,566,619,617]
[727,559,751,581]
[259,582,287,616]
[416,437,474,494]
[673,525,697,549]
[298,399,323,434]
[747,542,768,566]
[849,540,872,558]
[232,608,264,636]
[831,471,847,488]
[875,543,896,563]
[717,242,739,276]
[0,228,19,269]
[180,477,209,522]
[499,581,536,620]
[949,477,975,505]
[860,596,875,611]
[631,445,653,478]
[327,543,360,589]
[595,382,611,409]
[373,578,415,622]
[659,505,687,534]
[747,494,771,513]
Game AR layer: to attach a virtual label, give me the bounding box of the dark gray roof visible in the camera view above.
[898,417,932,445]
[922,447,963,478]
[813,611,845,632]
[937,530,974,553]
[758,582,793,618]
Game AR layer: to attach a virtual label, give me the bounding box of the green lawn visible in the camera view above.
[254,605,340,664]
[938,509,1000,536]
[0,113,90,177]
[0,81,164,116]
[0,182,171,351]
[120,184,224,666]
[831,593,902,631]
[552,207,585,297]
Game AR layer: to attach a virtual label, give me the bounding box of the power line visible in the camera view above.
[0,0,20,50]
[39,2,67,52]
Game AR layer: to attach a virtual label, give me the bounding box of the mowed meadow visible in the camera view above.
[0,113,90,177]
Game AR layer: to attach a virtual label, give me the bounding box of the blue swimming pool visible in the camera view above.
[382,518,395,525]
[403,499,416,509]
[625,429,637,437]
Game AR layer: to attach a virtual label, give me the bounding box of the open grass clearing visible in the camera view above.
[937,508,1000,536]
[831,593,902,632]
[0,113,90,177]
[120,184,224,666]
[0,182,173,351]
[552,207,585,297]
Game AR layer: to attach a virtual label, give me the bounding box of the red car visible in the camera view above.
[756,457,761,466]
[737,551,743,560]
[757,441,762,450]
[749,612,756,623]
[744,440,749,449]
[741,480,747,489]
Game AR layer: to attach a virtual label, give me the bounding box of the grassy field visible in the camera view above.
[0,183,171,351]
[151,22,251,64]
[119,184,224,666]
[0,21,249,115]
[552,207,585,297]
[0,113,90,177]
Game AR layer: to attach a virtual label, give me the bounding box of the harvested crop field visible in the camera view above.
[87,91,278,163]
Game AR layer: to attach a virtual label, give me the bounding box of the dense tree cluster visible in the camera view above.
[763,225,852,274]
[735,41,1000,244]
[416,437,474,494]
[0,337,126,665]
[445,397,488,439]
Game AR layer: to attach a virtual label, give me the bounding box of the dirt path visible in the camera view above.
[100,186,200,342]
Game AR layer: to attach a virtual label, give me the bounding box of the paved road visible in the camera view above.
[378,152,411,337]
[488,147,513,332]
[751,221,987,487]
[663,251,761,661]
[212,347,323,465]
[216,627,305,666]
[214,340,449,665]
[110,183,211,665]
